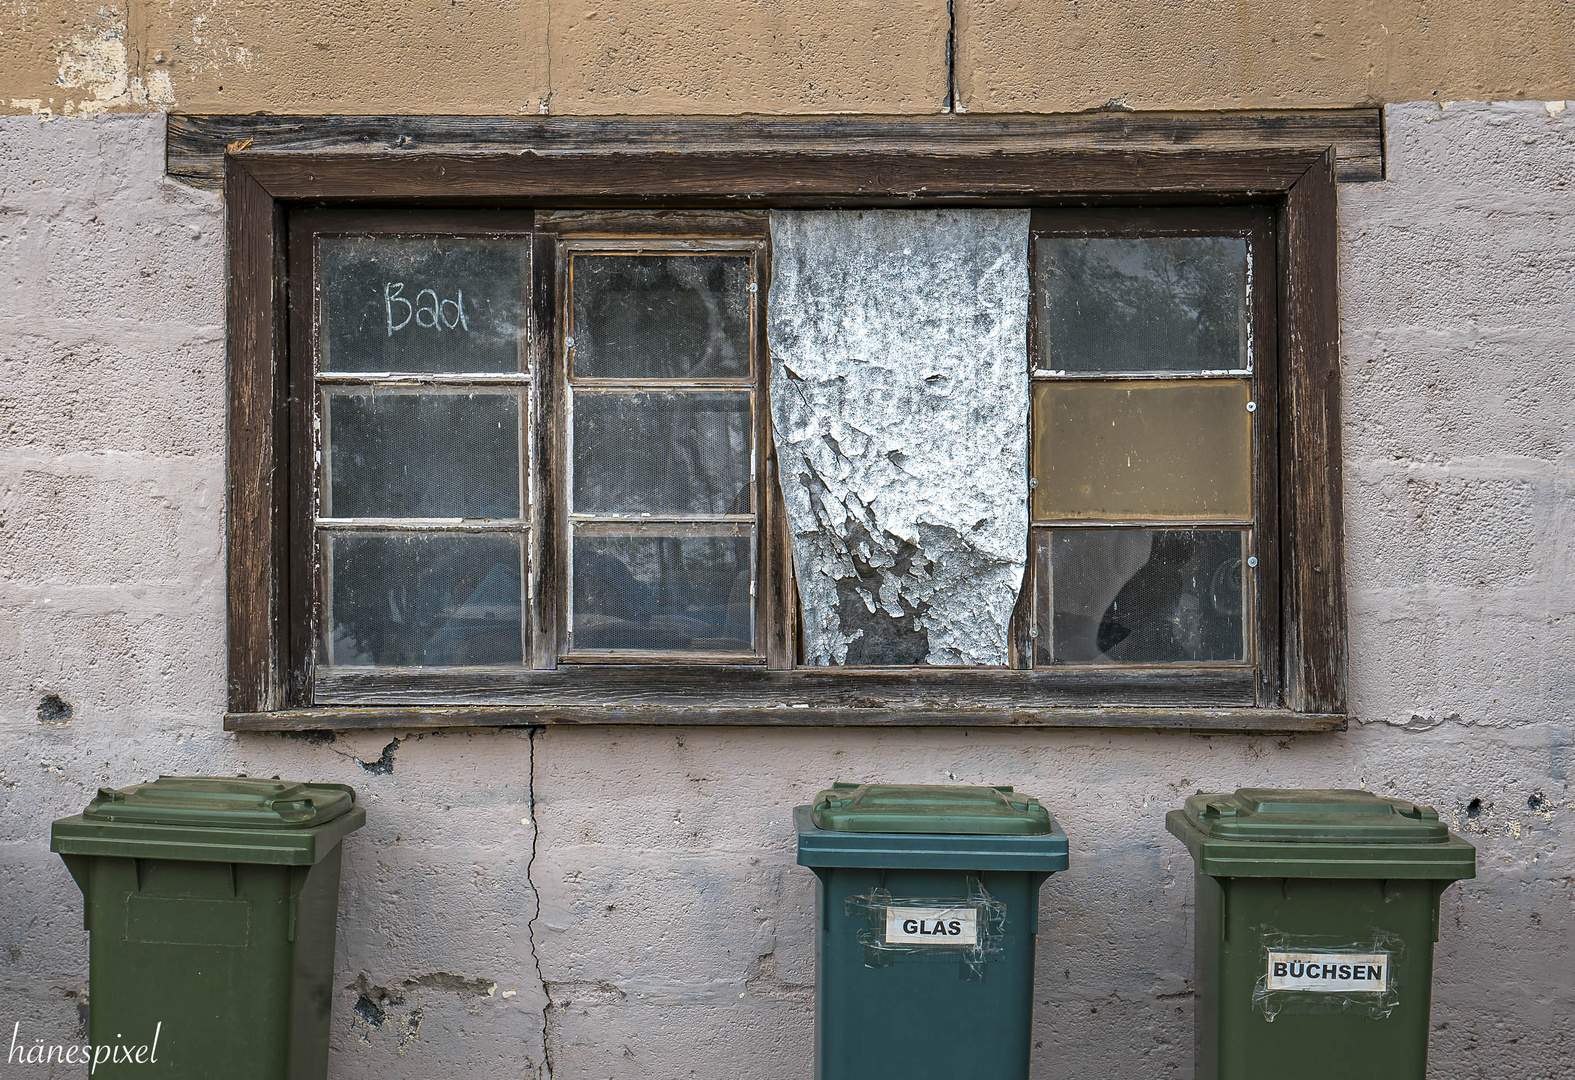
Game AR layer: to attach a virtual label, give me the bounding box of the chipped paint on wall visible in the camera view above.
[55,19,130,111]
[44,11,176,116]
[183,0,255,73]
[5,1,1575,116]
[767,209,1030,665]
[145,67,174,103]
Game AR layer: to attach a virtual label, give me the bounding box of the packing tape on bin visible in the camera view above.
[1252,931,1404,1021]
[844,877,1005,981]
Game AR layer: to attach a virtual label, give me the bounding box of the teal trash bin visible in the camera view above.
[796,783,1069,1080]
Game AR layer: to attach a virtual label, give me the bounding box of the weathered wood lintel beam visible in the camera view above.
[169,110,1384,190]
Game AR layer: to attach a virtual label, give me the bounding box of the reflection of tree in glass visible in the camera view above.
[572,255,752,379]
[571,392,752,516]
[327,392,520,519]
[1096,530,1244,663]
[1038,237,1245,372]
[326,536,523,667]
[571,533,752,652]
[1047,529,1244,665]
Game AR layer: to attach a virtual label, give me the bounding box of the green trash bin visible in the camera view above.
[796,783,1068,1080]
[1166,788,1476,1080]
[51,776,367,1079]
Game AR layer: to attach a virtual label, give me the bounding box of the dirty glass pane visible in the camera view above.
[319,237,525,373]
[1037,528,1247,665]
[321,532,524,666]
[573,391,752,516]
[571,527,754,653]
[571,254,752,379]
[1037,236,1248,372]
[324,391,522,519]
[1032,379,1253,522]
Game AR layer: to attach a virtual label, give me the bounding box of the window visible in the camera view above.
[305,219,534,673]
[223,129,1348,729]
[558,237,768,661]
[1025,208,1277,682]
[289,211,790,705]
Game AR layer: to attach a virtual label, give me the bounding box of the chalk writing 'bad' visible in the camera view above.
[386,282,471,336]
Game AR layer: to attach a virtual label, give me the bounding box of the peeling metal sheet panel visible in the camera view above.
[768,210,1030,665]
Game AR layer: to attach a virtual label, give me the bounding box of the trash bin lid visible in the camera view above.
[1166,787,1476,880]
[1178,788,1449,843]
[52,776,365,866]
[810,783,1054,835]
[83,776,357,829]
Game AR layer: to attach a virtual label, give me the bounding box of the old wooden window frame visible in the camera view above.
[223,132,1347,733]
[286,208,538,703]
[545,217,787,670]
[1017,206,1279,691]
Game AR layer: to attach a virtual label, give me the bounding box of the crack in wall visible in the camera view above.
[945,0,959,112]
[526,725,553,1080]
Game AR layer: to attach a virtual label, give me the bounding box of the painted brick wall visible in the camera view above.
[0,100,1570,1078]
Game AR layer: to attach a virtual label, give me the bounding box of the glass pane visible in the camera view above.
[322,532,524,666]
[1037,236,1248,372]
[571,254,752,379]
[1037,528,1246,665]
[571,527,754,653]
[320,237,525,373]
[324,391,522,519]
[573,391,752,516]
[1032,379,1253,522]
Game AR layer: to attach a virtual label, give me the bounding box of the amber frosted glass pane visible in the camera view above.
[1032,379,1253,522]
[570,527,754,653]
[571,254,753,379]
[1036,236,1248,373]
[320,237,525,373]
[1035,528,1246,665]
[321,532,524,667]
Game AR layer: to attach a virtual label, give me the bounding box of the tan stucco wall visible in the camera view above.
[3,0,1571,117]
[0,0,949,116]
[956,0,1575,111]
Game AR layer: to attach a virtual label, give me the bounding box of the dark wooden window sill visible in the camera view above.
[226,703,1344,733]
[227,666,1344,733]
